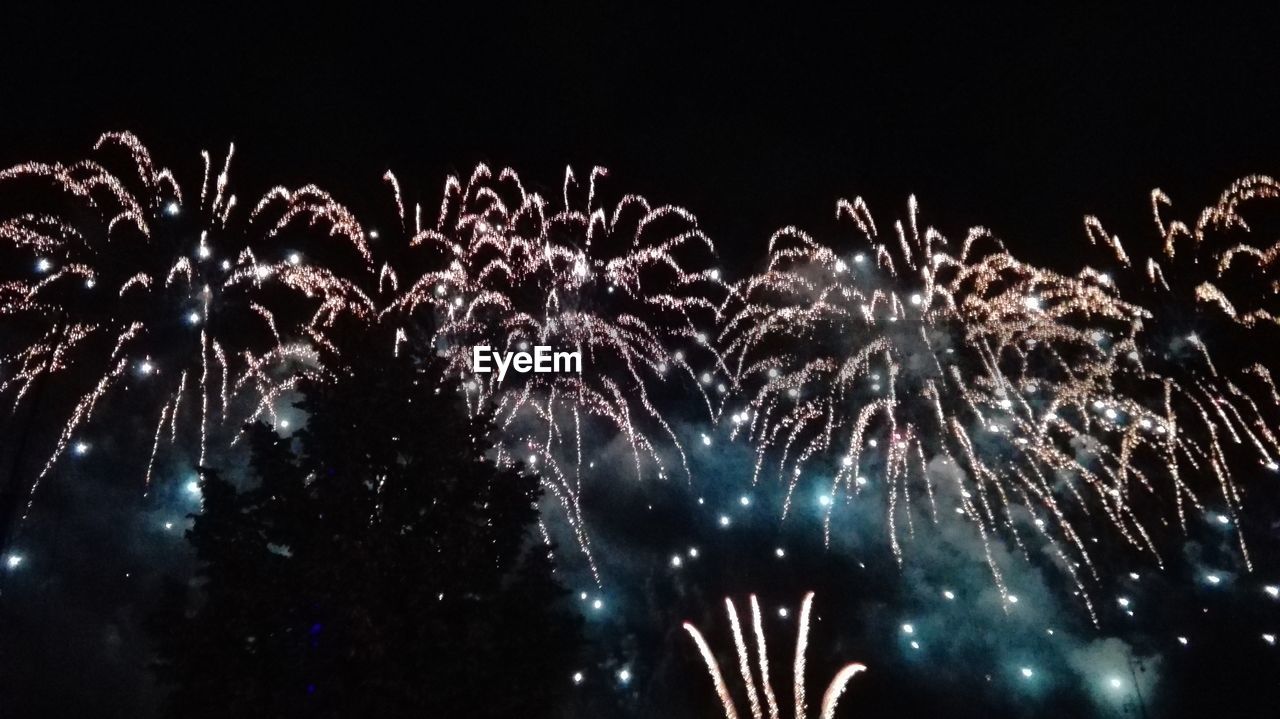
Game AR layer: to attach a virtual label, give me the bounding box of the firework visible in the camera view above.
[717,195,1208,621]
[0,132,375,525]
[683,592,866,719]
[1082,177,1280,570]
[381,164,728,579]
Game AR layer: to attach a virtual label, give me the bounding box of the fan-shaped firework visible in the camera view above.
[0,133,375,524]
[683,592,866,719]
[717,196,1209,620]
[382,164,728,579]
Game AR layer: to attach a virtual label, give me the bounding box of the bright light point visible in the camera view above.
[254,265,270,280]
[288,252,301,265]
[1024,296,1041,310]
[1269,462,1280,471]
[855,476,867,486]
[36,258,52,272]
[220,260,231,270]
[1129,572,1140,580]
[841,456,853,467]
[580,592,588,601]
[818,495,833,507]
[718,515,731,527]
[1177,636,1189,646]
[572,671,584,685]
[1109,677,1123,689]
[164,522,174,531]
[187,311,200,325]
[617,669,631,684]
[279,419,290,429]
[909,293,922,306]
[702,435,712,446]
[670,555,682,568]
[197,245,211,259]
[1008,594,1019,604]
[775,547,786,558]
[1206,574,1222,585]
[902,623,914,634]
[739,495,751,507]
[853,253,865,263]
[592,599,603,611]
[943,590,955,600]
[6,554,23,569]
[700,372,712,384]
[910,640,920,650]
[1020,667,1034,679]
[778,607,789,618]
[1265,585,1279,598]
[369,230,379,239]
[1104,408,1118,420]
[74,442,89,456]
[85,278,95,288]
[139,361,155,375]
[165,202,180,216]
[1264,633,1277,646]
[1118,597,1130,607]
[688,547,699,558]
[185,480,201,496]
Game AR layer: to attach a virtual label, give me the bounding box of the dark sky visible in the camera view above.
[3,6,1279,269]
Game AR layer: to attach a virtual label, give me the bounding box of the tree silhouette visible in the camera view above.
[151,349,581,718]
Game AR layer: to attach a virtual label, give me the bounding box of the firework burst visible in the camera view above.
[0,132,375,525]
[717,195,1208,621]
[1080,176,1280,570]
[380,164,728,579]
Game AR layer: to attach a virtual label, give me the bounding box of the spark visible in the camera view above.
[683,592,866,719]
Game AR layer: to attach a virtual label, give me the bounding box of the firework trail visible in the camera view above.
[1082,177,1280,571]
[381,163,728,579]
[0,132,375,524]
[716,195,1211,621]
[683,591,866,719]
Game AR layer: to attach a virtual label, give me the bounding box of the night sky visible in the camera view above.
[3,6,1280,717]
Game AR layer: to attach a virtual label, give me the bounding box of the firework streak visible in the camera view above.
[3,133,1279,610]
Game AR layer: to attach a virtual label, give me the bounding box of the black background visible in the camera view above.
[4,6,1277,269]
